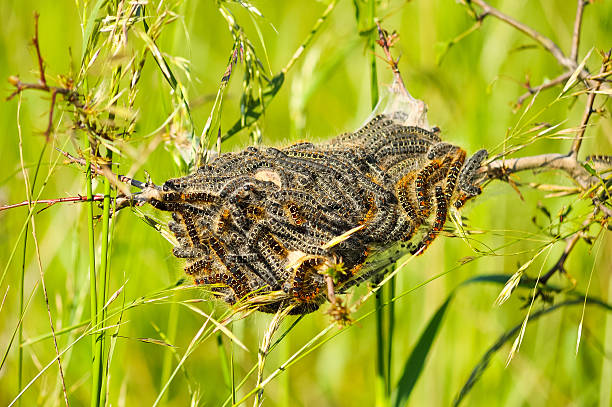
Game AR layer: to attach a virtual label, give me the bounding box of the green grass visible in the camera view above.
[1,0,611,406]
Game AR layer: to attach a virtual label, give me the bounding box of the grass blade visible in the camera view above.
[391,296,452,407]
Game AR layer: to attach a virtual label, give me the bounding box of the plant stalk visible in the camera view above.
[96,148,113,407]
[86,136,99,407]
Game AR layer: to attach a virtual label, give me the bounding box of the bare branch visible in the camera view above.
[570,0,589,63]
[540,208,596,285]
[515,71,571,109]
[570,51,611,156]
[32,12,47,88]
[375,21,409,98]
[467,0,574,70]
[0,195,105,212]
[6,14,83,140]
[478,153,593,189]
[56,148,147,191]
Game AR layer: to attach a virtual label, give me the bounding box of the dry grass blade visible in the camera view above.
[322,224,366,249]
[181,303,249,352]
[562,47,593,94]
[504,244,552,366]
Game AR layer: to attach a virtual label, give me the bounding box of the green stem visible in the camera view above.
[231,342,236,406]
[159,295,179,406]
[369,0,379,108]
[96,148,113,407]
[374,287,388,407]
[368,1,388,405]
[86,137,99,407]
[18,227,26,406]
[281,330,291,407]
[217,333,232,391]
[282,0,338,75]
[386,276,396,396]
[18,144,46,405]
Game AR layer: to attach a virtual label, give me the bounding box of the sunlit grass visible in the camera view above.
[0,0,611,406]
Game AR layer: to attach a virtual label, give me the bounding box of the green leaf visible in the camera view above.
[391,296,452,407]
[222,72,285,141]
[582,161,598,176]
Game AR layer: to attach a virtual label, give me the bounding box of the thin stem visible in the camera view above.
[280,330,290,407]
[374,285,387,407]
[479,153,593,189]
[15,100,48,406]
[467,0,574,70]
[369,0,379,108]
[254,307,289,406]
[30,216,69,406]
[375,22,409,97]
[32,13,47,88]
[570,51,610,156]
[159,293,179,406]
[540,210,596,285]
[281,0,338,75]
[18,228,26,407]
[368,2,390,405]
[86,137,99,407]
[515,71,571,108]
[56,148,146,190]
[386,276,396,396]
[570,0,589,63]
[0,195,106,212]
[95,149,113,407]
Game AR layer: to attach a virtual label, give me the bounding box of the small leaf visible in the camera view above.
[582,162,598,176]
[223,73,285,141]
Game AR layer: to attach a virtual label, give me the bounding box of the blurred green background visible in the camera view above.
[1,0,611,406]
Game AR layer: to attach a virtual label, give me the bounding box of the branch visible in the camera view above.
[56,148,146,192]
[375,21,409,98]
[539,206,598,287]
[32,12,46,88]
[466,0,574,70]
[478,153,593,189]
[0,148,156,213]
[6,14,82,141]
[0,195,106,212]
[570,51,611,156]
[478,152,612,218]
[570,0,589,63]
[515,71,571,109]
[459,0,610,107]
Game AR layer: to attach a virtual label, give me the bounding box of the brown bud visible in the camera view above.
[8,75,20,86]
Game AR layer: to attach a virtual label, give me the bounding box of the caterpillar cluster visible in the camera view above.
[149,114,487,314]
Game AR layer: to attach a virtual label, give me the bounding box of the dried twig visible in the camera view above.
[56,148,146,191]
[6,14,81,141]
[571,51,611,156]
[0,195,106,212]
[459,0,609,108]
[464,0,574,70]
[515,72,571,108]
[570,0,589,63]
[478,153,592,189]
[375,21,409,97]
